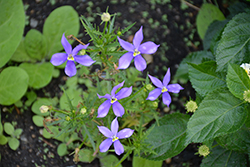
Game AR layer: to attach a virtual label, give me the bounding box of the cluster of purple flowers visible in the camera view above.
[50,27,183,155]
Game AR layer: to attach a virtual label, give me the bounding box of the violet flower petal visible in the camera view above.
[116,86,132,100]
[61,33,72,55]
[114,140,124,155]
[112,102,124,117]
[139,41,159,54]
[162,92,171,107]
[74,55,95,66]
[163,68,171,86]
[97,93,111,100]
[146,88,162,101]
[97,100,111,118]
[111,81,125,97]
[72,43,89,55]
[134,54,147,71]
[117,52,134,69]
[111,117,119,135]
[99,138,113,153]
[117,128,134,139]
[65,61,76,77]
[98,126,113,138]
[133,26,143,49]
[117,37,134,52]
[167,84,184,93]
[148,74,163,88]
[50,53,67,66]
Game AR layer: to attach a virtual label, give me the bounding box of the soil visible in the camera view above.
[0,0,205,166]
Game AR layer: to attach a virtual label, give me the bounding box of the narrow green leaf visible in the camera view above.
[200,146,247,167]
[24,29,47,60]
[227,63,250,99]
[196,3,225,39]
[216,13,250,72]
[175,51,214,83]
[59,88,83,111]
[19,62,54,89]
[133,156,162,167]
[186,88,248,144]
[0,0,25,67]
[8,138,20,150]
[188,61,226,97]
[0,67,29,105]
[142,113,190,161]
[43,6,79,57]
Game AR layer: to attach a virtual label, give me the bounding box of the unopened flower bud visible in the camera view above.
[101,12,111,22]
[79,49,86,55]
[66,116,71,121]
[243,90,250,103]
[146,84,153,90]
[198,145,210,157]
[185,100,198,113]
[152,101,158,108]
[80,108,87,114]
[117,31,122,36]
[40,105,49,113]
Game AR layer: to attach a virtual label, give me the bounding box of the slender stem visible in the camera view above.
[51,108,70,115]
[114,150,132,167]
[181,0,200,11]
[122,85,145,105]
[71,35,86,45]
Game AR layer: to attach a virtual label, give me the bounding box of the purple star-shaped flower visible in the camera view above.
[97,81,132,118]
[50,33,95,77]
[98,117,134,155]
[146,68,184,107]
[117,26,160,71]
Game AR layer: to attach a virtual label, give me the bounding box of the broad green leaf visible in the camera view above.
[216,13,250,72]
[60,88,83,111]
[174,51,214,83]
[31,98,52,116]
[0,67,29,105]
[142,113,190,160]
[11,39,36,62]
[32,115,44,127]
[19,62,54,89]
[200,146,247,167]
[188,61,226,97]
[99,154,122,167]
[25,91,37,106]
[57,143,68,156]
[8,137,20,150]
[13,129,23,138]
[196,3,225,39]
[0,135,8,145]
[0,0,25,67]
[4,123,14,135]
[24,29,47,60]
[227,63,250,99]
[78,149,95,163]
[227,2,249,19]
[133,156,162,167]
[43,6,79,57]
[186,88,248,144]
[216,126,250,153]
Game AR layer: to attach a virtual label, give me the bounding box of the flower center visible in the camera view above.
[133,49,140,57]
[112,136,119,142]
[111,97,117,104]
[67,54,74,61]
[162,86,168,93]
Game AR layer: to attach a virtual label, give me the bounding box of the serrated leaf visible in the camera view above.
[0,67,29,105]
[0,135,8,145]
[32,115,44,127]
[57,143,68,156]
[142,113,190,161]
[0,0,25,67]
[31,98,51,116]
[188,61,226,97]
[227,63,250,99]
[24,29,47,60]
[186,88,247,144]
[216,13,250,72]
[19,62,54,89]
[8,138,20,150]
[196,3,225,39]
[78,149,95,163]
[43,6,79,57]
[133,156,162,167]
[175,51,214,83]
[200,146,247,167]
[216,126,250,153]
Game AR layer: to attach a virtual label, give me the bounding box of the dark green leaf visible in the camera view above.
[133,156,162,167]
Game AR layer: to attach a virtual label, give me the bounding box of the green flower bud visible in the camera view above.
[40,105,49,113]
[243,90,250,103]
[80,108,87,114]
[66,116,71,121]
[79,49,86,55]
[185,100,198,113]
[117,31,122,36]
[101,12,111,22]
[198,145,210,157]
[146,84,153,90]
[152,101,158,108]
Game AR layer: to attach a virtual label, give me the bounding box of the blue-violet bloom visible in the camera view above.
[98,117,134,155]
[117,26,160,71]
[97,81,132,118]
[50,33,95,77]
[147,68,184,107]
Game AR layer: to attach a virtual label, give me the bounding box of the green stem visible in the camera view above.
[51,108,69,115]
[114,150,132,167]
[122,85,145,105]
